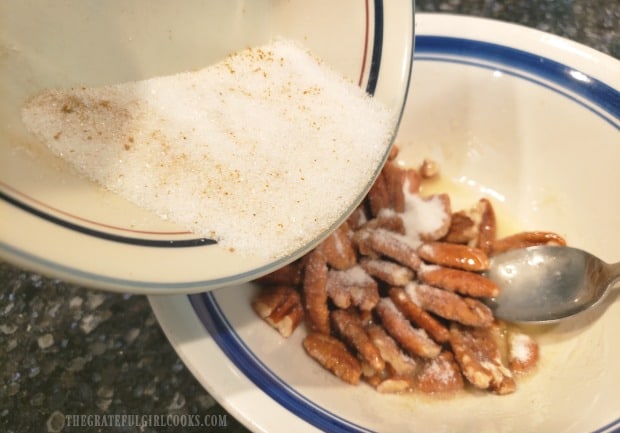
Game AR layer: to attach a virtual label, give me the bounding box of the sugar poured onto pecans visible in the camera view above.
[21,39,395,259]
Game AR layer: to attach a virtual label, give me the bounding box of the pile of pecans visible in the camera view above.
[252,146,566,396]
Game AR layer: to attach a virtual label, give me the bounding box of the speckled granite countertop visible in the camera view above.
[1,1,618,432]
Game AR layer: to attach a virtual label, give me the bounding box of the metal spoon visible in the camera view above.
[485,245,620,324]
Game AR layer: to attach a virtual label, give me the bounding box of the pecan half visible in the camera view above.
[252,285,303,338]
[418,265,500,298]
[387,144,400,161]
[406,283,494,328]
[361,210,406,234]
[375,298,441,359]
[389,287,450,343]
[416,194,452,242]
[403,167,422,194]
[255,261,303,286]
[416,351,464,394]
[318,222,357,270]
[331,309,385,373]
[376,375,416,394]
[351,228,378,258]
[417,241,490,272]
[475,198,497,254]
[508,332,540,374]
[492,231,567,255]
[363,228,422,270]
[443,211,477,244]
[366,324,418,377]
[347,206,368,231]
[326,265,379,311]
[303,332,362,385]
[449,324,516,395]
[419,158,439,179]
[302,249,330,334]
[360,258,414,287]
[382,160,407,213]
[367,171,391,216]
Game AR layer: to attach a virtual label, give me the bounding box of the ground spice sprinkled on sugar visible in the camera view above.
[21,39,395,259]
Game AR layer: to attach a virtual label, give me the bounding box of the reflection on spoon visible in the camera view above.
[485,246,620,324]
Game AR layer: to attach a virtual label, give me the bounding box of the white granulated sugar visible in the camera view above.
[404,282,421,305]
[392,230,422,249]
[401,192,448,238]
[381,297,403,316]
[377,207,397,218]
[334,265,374,286]
[424,357,455,384]
[21,39,394,259]
[418,263,440,274]
[390,265,412,282]
[373,227,420,251]
[510,333,534,363]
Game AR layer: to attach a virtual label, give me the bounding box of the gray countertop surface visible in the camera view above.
[1,1,618,432]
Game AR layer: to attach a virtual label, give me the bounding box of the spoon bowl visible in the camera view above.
[485,245,620,323]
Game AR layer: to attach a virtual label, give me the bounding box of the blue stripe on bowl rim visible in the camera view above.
[415,35,619,129]
[190,291,375,433]
[189,35,620,433]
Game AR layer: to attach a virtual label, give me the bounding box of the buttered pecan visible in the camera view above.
[417,241,490,272]
[444,211,477,244]
[508,331,540,374]
[492,231,567,255]
[347,206,368,231]
[252,285,303,337]
[418,158,439,179]
[406,283,494,328]
[302,249,330,334]
[363,228,422,270]
[416,351,464,394]
[331,309,385,373]
[255,261,303,286]
[303,332,362,385]
[367,170,391,217]
[387,144,400,161]
[375,298,441,359]
[366,324,418,377]
[360,258,414,287]
[361,211,406,234]
[417,265,500,298]
[318,222,357,270]
[389,287,450,343]
[417,194,452,242]
[475,198,497,254]
[382,160,408,213]
[449,324,515,395]
[375,375,416,394]
[326,265,379,311]
[443,198,496,252]
[403,167,422,194]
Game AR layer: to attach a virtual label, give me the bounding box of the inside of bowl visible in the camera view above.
[399,60,619,263]
[197,54,620,433]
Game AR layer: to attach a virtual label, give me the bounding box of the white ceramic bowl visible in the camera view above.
[0,0,415,293]
[150,13,620,433]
